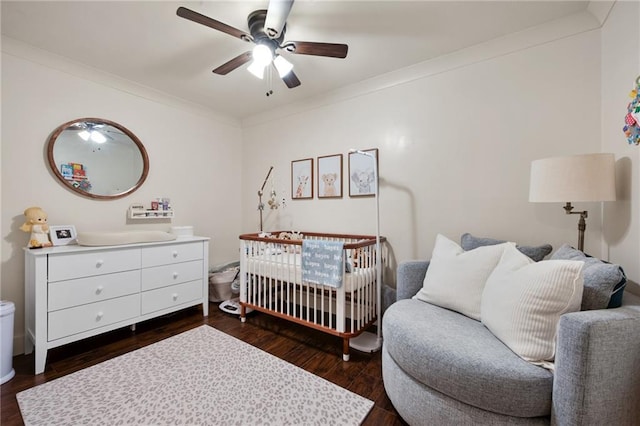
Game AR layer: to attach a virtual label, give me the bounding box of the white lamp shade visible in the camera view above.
[78,130,90,141]
[273,55,293,78]
[252,44,273,67]
[90,130,107,144]
[529,153,616,203]
[247,61,265,79]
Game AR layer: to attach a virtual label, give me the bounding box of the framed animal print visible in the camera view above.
[291,158,313,199]
[317,154,343,198]
[349,149,378,197]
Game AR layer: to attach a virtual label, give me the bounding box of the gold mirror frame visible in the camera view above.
[47,118,149,200]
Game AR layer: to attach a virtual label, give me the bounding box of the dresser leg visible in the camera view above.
[130,324,136,332]
[35,347,47,375]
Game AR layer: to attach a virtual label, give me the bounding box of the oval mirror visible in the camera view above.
[47,118,149,200]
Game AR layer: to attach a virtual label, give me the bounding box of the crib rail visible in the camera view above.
[239,232,387,360]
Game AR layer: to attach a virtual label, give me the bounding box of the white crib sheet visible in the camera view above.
[244,252,375,293]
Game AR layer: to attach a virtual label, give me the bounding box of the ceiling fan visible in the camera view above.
[66,122,113,143]
[176,0,348,89]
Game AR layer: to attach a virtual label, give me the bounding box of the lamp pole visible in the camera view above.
[563,202,587,252]
[348,149,382,352]
[373,153,382,347]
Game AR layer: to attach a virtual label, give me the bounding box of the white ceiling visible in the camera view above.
[1,1,589,120]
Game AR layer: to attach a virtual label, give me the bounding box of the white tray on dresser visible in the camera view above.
[24,236,210,374]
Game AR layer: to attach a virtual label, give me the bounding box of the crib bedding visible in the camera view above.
[244,252,375,293]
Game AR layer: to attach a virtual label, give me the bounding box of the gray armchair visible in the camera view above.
[382,260,640,425]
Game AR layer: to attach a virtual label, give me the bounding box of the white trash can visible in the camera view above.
[0,301,16,384]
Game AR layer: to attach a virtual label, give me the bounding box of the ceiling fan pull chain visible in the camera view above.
[266,65,274,97]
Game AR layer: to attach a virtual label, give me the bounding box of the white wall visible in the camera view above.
[241,14,605,280]
[601,0,640,293]
[1,39,244,354]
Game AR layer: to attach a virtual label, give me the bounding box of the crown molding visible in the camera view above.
[1,36,241,128]
[242,10,601,128]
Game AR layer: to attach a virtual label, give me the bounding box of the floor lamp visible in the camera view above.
[529,153,616,252]
[348,149,382,353]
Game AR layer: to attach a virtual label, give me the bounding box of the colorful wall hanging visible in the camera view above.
[623,76,640,145]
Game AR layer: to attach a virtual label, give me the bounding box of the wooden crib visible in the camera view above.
[239,231,387,361]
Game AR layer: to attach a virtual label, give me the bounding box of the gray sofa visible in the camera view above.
[382,260,640,425]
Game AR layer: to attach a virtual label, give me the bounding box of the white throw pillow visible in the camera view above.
[481,244,584,366]
[414,234,511,320]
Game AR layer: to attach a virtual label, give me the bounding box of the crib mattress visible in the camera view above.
[244,252,375,293]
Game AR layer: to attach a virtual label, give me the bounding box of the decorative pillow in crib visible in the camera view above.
[481,244,584,367]
[461,233,552,262]
[550,244,627,310]
[414,234,511,321]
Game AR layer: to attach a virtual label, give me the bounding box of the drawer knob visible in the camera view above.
[96,260,104,268]
[172,293,178,301]
[173,272,179,279]
[96,311,104,321]
[172,251,178,258]
[96,286,104,294]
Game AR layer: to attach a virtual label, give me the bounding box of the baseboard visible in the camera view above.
[13,332,24,356]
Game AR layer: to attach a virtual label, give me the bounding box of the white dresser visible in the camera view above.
[24,236,209,374]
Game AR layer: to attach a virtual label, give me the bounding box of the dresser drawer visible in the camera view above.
[48,248,141,282]
[48,294,140,341]
[48,270,140,312]
[141,280,202,315]
[141,242,203,268]
[141,260,203,291]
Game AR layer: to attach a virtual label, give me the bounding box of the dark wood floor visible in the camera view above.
[0,302,408,425]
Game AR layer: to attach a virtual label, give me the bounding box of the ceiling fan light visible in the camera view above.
[252,44,273,67]
[90,130,107,144]
[247,60,265,79]
[78,130,91,141]
[273,55,293,78]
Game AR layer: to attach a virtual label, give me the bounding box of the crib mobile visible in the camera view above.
[623,76,640,146]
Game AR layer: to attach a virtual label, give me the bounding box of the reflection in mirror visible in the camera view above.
[47,118,149,199]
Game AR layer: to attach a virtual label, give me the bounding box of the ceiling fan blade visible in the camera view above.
[265,0,294,39]
[281,70,301,88]
[283,41,348,58]
[213,52,253,75]
[177,7,252,42]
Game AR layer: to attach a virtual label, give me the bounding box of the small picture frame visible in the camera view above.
[49,225,77,246]
[317,154,343,198]
[349,148,379,197]
[291,158,314,199]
